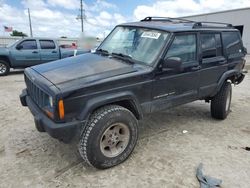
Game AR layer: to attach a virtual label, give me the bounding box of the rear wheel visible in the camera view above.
[0,60,10,76]
[78,105,138,169]
[211,82,232,120]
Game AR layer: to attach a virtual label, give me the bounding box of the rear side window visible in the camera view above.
[201,33,222,59]
[222,32,243,58]
[165,34,197,63]
[39,40,56,49]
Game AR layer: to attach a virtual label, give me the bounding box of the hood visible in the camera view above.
[31,53,137,89]
[0,47,9,55]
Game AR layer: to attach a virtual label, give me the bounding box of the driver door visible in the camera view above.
[10,39,40,67]
[151,33,200,112]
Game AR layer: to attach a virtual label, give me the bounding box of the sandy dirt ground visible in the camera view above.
[0,69,250,188]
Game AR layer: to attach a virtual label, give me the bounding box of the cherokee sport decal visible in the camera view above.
[153,92,176,99]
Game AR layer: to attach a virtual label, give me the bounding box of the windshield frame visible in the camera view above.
[97,25,171,67]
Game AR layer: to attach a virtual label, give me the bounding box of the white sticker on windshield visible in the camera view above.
[141,32,161,39]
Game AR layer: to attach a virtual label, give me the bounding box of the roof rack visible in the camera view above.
[141,17,233,29]
[141,17,194,23]
[193,21,233,28]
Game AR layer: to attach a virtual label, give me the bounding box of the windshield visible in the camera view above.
[98,26,169,65]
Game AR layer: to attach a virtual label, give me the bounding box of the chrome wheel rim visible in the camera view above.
[226,90,231,112]
[0,63,7,74]
[100,123,130,158]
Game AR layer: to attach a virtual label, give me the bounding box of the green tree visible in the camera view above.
[10,30,28,37]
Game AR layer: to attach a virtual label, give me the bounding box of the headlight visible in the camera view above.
[49,96,53,107]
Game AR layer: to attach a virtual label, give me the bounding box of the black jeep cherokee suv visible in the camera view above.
[20,17,247,169]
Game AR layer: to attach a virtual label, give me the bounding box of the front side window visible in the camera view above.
[40,40,56,49]
[201,33,222,59]
[99,26,169,65]
[165,34,197,63]
[18,40,37,50]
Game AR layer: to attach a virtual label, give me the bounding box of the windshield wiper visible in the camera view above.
[111,52,135,64]
[96,48,110,55]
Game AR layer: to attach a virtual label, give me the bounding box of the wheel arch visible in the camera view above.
[214,70,239,95]
[77,92,143,121]
[0,55,11,67]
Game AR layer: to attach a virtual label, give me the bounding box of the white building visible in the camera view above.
[182,7,250,53]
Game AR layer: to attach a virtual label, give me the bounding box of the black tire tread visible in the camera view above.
[211,82,232,120]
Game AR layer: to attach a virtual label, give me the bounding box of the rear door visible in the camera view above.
[198,32,228,98]
[39,40,59,63]
[10,39,40,67]
[152,33,200,112]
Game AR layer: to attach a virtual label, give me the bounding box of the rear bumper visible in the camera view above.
[235,69,248,85]
[20,89,84,143]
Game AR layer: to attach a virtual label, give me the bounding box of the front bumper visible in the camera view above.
[20,89,84,143]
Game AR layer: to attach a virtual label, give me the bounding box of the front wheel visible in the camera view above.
[78,105,138,169]
[211,82,232,120]
[0,60,10,76]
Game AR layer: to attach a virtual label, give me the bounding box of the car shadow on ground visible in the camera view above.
[138,102,214,138]
[8,69,24,75]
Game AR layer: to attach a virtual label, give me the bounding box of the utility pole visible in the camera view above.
[80,0,84,33]
[28,8,33,37]
[76,0,85,33]
[76,0,86,49]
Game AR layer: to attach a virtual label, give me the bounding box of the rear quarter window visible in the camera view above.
[222,31,243,58]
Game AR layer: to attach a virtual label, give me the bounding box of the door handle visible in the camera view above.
[32,51,38,54]
[191,65,201,71]
[52,51,57,53]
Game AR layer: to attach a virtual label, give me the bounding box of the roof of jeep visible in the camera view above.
[119,19,239,32]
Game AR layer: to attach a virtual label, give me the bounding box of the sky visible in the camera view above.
[0,0,250,38]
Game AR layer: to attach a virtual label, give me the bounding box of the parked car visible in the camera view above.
[59,43,78,49]
[20,17,247,169]
[0,38,89,76]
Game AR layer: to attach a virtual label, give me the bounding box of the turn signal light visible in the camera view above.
[45,109,54,119]
[58,99,65,120]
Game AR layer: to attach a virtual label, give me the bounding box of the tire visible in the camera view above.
[211,82,232,120]
[79,105,138,169]
[35,120,45,132]
[0,60,10,76]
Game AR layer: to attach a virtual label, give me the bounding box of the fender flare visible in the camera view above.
[215,70,239,94]
[77,91,143,121]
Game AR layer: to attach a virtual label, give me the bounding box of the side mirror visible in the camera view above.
[16,45,23,50]
[162,57,182,70]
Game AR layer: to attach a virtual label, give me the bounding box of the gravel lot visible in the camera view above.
[0,67,250,188]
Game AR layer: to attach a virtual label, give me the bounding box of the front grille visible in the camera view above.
[25,75,49,109]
